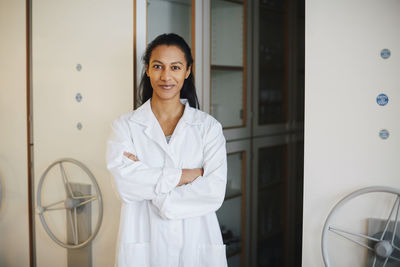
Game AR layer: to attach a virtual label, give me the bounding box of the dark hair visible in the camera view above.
[139,33,200,109]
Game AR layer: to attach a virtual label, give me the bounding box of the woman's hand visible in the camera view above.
[178,168,204,186]
[123,152,139,162]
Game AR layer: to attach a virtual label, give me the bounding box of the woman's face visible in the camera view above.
[146,45,191,101]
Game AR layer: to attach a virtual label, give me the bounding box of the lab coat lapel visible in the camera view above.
[129,99,175,162]
[143,121,173,159]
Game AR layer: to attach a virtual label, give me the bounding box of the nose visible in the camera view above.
[160,68,171,81]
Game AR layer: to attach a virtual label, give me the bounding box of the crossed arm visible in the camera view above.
[123,151,203,186]
[106,117,227,220]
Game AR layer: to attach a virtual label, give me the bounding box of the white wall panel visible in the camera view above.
[0,0,30,266]
[304,1,400,266]
[32,0,133,266]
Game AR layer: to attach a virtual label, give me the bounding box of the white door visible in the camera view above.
[32,0,133,266]
[304,0,400,266]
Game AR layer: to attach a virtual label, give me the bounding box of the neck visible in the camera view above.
[150,95,184,121]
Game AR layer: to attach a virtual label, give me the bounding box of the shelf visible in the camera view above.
[259,0,285,13]
[211,65,243,71]
[227,247,242,258]
[225,191,242,201]
[259,98,285,104]
[223,0,243,4]
[260,5,285,14]
[258,179,283,192]
[148,0,191,6]
[224,235,241,257]
[258,66,285,72]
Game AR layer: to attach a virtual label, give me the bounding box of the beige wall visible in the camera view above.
[303,0,400,266]
[0,0,30,266]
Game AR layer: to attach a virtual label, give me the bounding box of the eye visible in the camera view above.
[171,65,181,70]
[152,64,162,69]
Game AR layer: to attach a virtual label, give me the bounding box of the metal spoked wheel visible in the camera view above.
[37,158,103,249]
[322,186,400,267]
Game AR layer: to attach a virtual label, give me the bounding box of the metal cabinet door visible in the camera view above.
[31,0,133,266]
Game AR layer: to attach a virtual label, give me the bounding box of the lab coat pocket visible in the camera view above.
[197,244,228,267]
[119,242,150,267]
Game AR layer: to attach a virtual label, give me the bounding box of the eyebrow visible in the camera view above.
[150,59,184,66]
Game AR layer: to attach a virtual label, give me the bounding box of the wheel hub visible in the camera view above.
[374,240,393,258]
[64,197,80,209]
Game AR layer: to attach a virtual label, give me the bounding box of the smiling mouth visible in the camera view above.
[159,85,175,90]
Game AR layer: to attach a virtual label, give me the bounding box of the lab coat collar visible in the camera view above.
[129,98,202,163]
[129,98,203,127]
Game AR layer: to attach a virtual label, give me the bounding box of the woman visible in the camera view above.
[106,33,228,267]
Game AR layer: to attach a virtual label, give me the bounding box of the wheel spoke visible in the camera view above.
[329,226,380,242]
[393,244,400,252]
[76,197,97,208]
[329,226,374,251]
[73,208,78,245]
[380,196,399,240]
[67,209,77,245]
[45,206,66,211]
[372,255,377,267]
[382,257,389,267]
[72,194,96,200]
[59,162,75,198]
[389,254,400,262]
[42,200,65,210]
[391,196,400,245]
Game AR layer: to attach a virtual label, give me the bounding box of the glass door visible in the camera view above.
[257,0,287,126]
[251,133,304,267]
[210,0,244,129]
[252,0,293,136]
[147,0,193,47]
[253,0,305,136]
[135,0,195,108]
[217,140,251,267]
[208,0,252,140]
[254,137,288,267]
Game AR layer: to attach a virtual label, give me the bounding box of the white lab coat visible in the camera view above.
[106,98,228,267]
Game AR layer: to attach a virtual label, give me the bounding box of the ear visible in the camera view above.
[185,65,191,79]
[145,65,149,77]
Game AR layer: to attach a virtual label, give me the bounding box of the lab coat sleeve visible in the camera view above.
[151,120,227,220]
[106,117,182,203]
